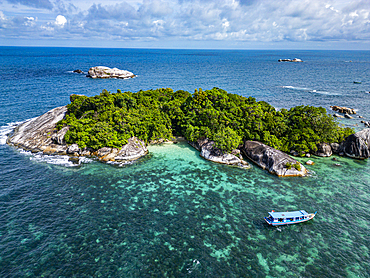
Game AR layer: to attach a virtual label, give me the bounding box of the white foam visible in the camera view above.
[311,90,341,96]
[106,160,133,167]
[282,86,310,91]
[2,126,93,166]
[22,150,93,167]
[0,121,25,145]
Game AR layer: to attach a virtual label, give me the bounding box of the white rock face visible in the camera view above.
[87,66,135,79]
[7,106,69,154]
[199,141,250,168]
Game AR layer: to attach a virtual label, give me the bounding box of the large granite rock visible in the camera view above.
[87,66,135,79]
[330,143,341,154]
[189,138,250,167]
[7,106,69,154]
[188,138,209,151]
[340,129,370,159]
[241,141,307,177]
[313,143,332,157]
[200,141,250,167]
[7,106,147,163]
[51,126,69,145]
[114,137,148,162]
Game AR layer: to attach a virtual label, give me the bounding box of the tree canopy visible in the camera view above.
[57,87,353,154]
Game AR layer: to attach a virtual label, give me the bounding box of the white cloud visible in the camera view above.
[55,15,67,26]
[0,0,369,48]
[24,16,36,26]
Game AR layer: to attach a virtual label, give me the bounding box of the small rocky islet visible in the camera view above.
[6,87,370,177]
[73,66,136,79]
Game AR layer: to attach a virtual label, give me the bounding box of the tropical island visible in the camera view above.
[7,87,370,177]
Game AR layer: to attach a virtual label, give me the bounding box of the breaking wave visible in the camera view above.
[21,149,93,167]
[0,121,24,145]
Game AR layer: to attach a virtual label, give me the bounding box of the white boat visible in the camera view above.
[264,210,317,226]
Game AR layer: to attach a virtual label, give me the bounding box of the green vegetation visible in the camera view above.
[57,87,354,154]
[286,162,301,171]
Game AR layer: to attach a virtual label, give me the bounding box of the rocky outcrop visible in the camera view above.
[6,106,147,163]
[306,160,314,165]
[361,121,370,128]
[114,137,148,162]
[340,129,370,159]
[67,144,81,155]
[330,105,356,115]
[51,126,69,145]
[7,106,69,154]
[330,143,340,154]
[86,66,135,79]
[189,138,250,167]
[278,58,303,62]
[200,141,250,167]
[333,113,344,118]
[188,138,209,151]
[333,114,344,118]
[241,141,307,177]
[313,143,332,157]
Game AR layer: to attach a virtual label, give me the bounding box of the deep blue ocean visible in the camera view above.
[1,47,370,277]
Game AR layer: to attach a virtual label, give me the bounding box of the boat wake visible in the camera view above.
[281,86,341,96]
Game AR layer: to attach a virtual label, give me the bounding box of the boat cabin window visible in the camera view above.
[278,218,283,222]
[295,217,299,221]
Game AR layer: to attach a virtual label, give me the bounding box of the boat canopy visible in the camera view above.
[268,210,308,219]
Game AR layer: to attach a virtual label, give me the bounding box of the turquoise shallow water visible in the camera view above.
[1,47,370,277]
[1,142,369,277]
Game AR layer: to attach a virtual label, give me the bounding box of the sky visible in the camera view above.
[0,0,369,49]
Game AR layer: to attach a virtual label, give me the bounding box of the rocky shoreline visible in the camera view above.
[6,104,370,176]
[6,106,147,165]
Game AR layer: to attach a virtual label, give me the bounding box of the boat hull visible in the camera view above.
[264,213,316,226]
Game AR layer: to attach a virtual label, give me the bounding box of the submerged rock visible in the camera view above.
[86,66,135,79]
[241,141,307,177]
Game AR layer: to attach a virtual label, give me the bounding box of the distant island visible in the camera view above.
[73,66,136,79]
[278,58,303,62]
[9,87,370,177]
